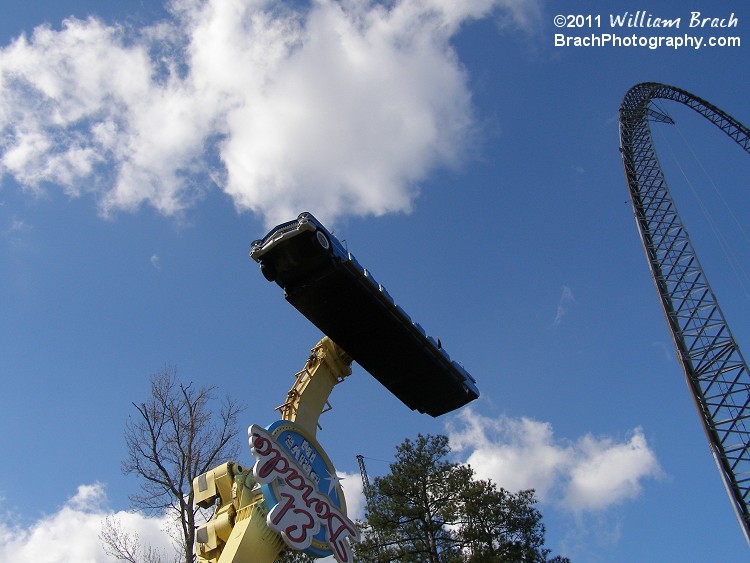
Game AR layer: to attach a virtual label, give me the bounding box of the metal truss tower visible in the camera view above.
[357,454,375,510]
[619,82,750,543]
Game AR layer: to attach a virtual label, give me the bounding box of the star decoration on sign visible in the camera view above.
[323,472,344,497]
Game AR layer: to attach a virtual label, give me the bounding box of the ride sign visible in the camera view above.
[249,422,360,561]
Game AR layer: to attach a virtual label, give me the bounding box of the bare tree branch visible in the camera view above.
[120,367,245,563]
[100,515,178,563]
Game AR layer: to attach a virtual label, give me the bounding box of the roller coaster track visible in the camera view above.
[619,82,750,543]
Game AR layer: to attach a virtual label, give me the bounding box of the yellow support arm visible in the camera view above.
[276,336,352,437]
[195,337,353,563]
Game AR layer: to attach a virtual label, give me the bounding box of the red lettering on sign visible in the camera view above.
[249,425,360,562]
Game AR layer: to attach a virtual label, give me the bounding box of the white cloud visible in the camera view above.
[447,409,663,513]
[0,425,655,561]
[564,431,661,511]
[6,217,29,234]
[0,0,540,227]
[0,474,363,563]
[338,470,366,522]
[0,483,176,563]
[652,340,674,362]
[553,285,575,327]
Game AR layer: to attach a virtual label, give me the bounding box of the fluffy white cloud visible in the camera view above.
[447,409,663,513]
[0,422,655,562]
[0,483,175,563]
[0,473,363,563]
[338,470,366,522]
[0,0,540,227]
[563,431,663,511]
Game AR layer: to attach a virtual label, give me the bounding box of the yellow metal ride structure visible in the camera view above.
[194,337,353,563]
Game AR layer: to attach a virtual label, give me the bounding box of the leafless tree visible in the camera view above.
[116,366,244,563]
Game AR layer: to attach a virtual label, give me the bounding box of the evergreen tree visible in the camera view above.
[356,434,569,563]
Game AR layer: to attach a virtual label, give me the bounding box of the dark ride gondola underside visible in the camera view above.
[250,212,479,417]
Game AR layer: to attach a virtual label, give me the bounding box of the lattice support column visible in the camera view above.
[619,82,750,544]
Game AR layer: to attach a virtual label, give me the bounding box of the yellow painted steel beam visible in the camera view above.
[277,337,353,437]
[195,337,353,563]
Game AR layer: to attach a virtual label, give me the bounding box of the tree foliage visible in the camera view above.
[356,434,569,563]
[274,551,315,563]
[112,367,244,563]
[458,481,549,562]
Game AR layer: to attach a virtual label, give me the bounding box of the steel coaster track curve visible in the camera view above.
[619,82,750,544]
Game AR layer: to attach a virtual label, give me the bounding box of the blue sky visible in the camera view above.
[1,0,749,561]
